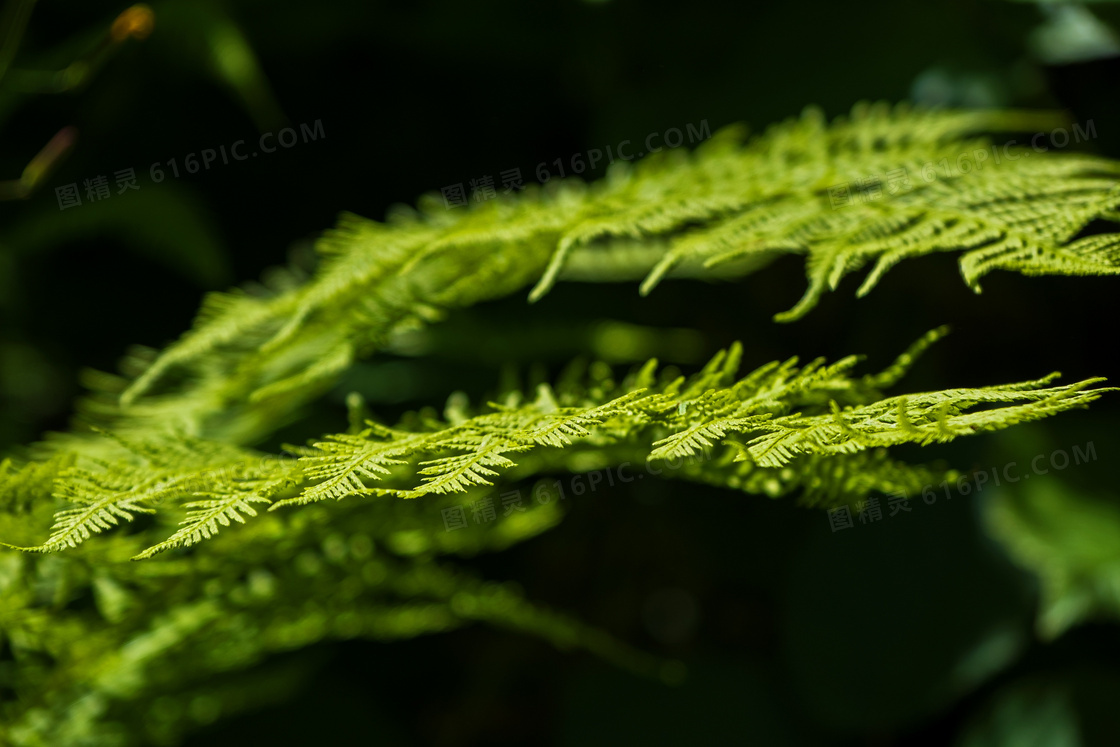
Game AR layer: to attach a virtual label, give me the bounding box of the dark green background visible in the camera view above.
[2,1,1120,744]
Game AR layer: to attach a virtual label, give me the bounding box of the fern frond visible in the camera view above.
[285,425,429,506]
[406,438,527,497]
[11,329,1110,561]
[0,452,74,514]
[30,483,155,552]
[0,487,658,746]
[669,446,951,508]
[130,485,278,560]
[71,103,1118,459]
[740,376,1109,468]
[9,431,300,554]
[648,415,765,462]
[240,335,1112,538]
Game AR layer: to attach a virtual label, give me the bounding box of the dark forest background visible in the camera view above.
[3,1,1120,744]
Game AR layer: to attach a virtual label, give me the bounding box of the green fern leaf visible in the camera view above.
[72,103,1117,458]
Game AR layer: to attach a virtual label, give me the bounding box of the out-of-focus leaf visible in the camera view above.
[148,0,285,131]
[1028,4,1120,65]
[1,183,231,287]
[985,478,1120,639]
[957,668,1120,747]
[956,679,1081,747]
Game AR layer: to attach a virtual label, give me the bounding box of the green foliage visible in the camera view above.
[3,100,1120,745]
[986,477,1120,639]
[0,490,667,745]
[61,104,1119,452]
[0,342,1111,744]
[5,328,1110,562]
[0,335,1110,744]
[955,679,1082,747]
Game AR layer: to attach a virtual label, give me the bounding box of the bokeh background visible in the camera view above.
[3,0,1120,744]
